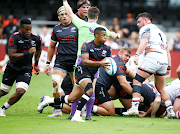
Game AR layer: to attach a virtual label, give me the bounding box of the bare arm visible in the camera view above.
[165,43,171,77]
[81,53,109,67]
[34,45,42,75]
[8,47,36,61]
[116,75,133,95]
[109,31,120,39]
[63,0,75,20]
[168,39,174,51]
[151,96,161,118]
[176,65,180,79]
[125,68,136,79]
[47,40,56,61]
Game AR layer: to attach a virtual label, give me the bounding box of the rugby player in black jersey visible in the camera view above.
[0,19,42,116]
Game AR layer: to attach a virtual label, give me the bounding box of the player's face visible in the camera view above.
[58,11,71,24]
[120,51,131,64]
[137,17,145,29]
[21,24,32,39]
[97,31,107,44]
[78,5,90,17]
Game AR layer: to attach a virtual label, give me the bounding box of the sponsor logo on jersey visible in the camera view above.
[81,44,86,51]
[119,66,125,73]
[101,50,107,57]
[31,40,36,47]
[90,49,94,52]
[18,40,24,43]
[70,27,76,32]
[57,30,62,32]
[89,27,95,35]
[9,38,14,46]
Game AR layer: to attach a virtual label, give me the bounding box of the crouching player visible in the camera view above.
[151,78,180,119]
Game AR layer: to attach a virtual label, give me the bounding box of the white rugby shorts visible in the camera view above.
[139,52,168,75]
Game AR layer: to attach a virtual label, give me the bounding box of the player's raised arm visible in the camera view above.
[63,0,75,20]
[109,31,120,39]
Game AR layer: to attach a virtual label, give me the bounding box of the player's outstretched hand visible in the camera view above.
[138,111,147,117]
[44,65,50,76]
[34,66,40,75]
[29,47,36,54]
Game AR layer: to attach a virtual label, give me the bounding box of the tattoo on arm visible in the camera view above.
[141,31,150,40]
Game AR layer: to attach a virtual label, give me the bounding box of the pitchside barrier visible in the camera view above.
[0,45,179,78]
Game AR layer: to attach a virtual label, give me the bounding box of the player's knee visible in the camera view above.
[133,85,141,94]
[1,82,12,93]
[16,82,29,92]
[84,83,93,93]
[134,74,145,83]
[52,74,63,93]
[16,88,26,95]
[52,81,57,87]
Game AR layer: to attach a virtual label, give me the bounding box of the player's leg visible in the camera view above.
[173,97,180,119]
[123,69,150,116]
[48,69,67,117]
[85,77,97,120]
[154,75,175,118]
[0,66,17,116]
[71,79,93,122]
[8,70,31,108]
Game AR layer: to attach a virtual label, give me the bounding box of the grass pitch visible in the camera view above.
[0,72,179,134]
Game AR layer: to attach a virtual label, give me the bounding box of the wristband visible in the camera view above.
[46,61,50,65]
[135,52,140,57]
[167,66,171,70]
[23,51,29,57]
[35,60,39,67]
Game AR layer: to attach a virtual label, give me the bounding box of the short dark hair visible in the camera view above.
[94,27,106,36]
[88,6,100,19]
[136,12,154,22]
[20,19,31,27]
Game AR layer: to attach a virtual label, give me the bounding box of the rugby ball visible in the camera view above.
[104,57,117,76]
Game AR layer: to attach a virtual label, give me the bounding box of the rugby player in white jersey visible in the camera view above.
[122,12,175,118]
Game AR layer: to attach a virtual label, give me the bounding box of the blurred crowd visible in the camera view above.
[0,13,180,51]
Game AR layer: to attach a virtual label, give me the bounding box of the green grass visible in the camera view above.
[0,72,179,134]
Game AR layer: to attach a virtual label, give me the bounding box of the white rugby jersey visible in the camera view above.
[139,24,167,54]
[164,79,180,104]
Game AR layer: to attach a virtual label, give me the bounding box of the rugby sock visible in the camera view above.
[165,100,173,108]
[2,102,11,109]
[86,93,95,116]
[70,100,79,115]
[77,93,90,111]
[54,96,65,109]
[132,97,140,109]
[92,105,97,113]
[115,108,127,116]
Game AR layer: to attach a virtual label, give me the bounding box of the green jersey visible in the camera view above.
[72,15,110,57]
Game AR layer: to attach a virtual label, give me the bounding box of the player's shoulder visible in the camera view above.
[31,33,41,41]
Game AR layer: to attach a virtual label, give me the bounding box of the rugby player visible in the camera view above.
[0,19,42,116]
[122,12,175,118]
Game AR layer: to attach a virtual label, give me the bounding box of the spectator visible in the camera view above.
[127,31,139,50]
[109,17,121,33]
[0,14,3,40]
[105,37,119,49]
[116,30,129,49]
[0,15,19,68]
[39,26,51,47]
[100,20,107,27]
[168,30,180,51]
[122,13,139,38]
